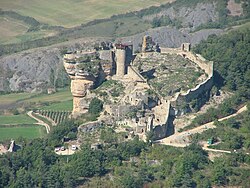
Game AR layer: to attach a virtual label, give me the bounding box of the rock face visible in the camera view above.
[71,79,94,114]
[0,38,110,92]
[142,2,218,30]
[0,48,63,92]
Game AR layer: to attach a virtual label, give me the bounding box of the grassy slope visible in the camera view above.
[0,93,34,106]
[0,114,36,125]
[0,0,175,27]
[0,125,46,141]
[0,16,28,43]
[72,16,152,38]
[0,15,56,45]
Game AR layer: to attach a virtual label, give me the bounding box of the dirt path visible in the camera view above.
[158,105,248,151]
[27,111,50,133]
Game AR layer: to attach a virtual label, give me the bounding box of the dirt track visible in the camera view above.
[157,105,248,153]
[27,111,50,133]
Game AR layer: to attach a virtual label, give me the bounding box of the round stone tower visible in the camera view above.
[115,46,126,77]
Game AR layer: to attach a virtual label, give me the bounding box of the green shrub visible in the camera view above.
[89,98,103,115]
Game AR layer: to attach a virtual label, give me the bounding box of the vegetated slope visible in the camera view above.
[1,0,248,54]
[194,28,250,92]
[0,120,250,187]
[193,106,250,152]
[0,0,175,27]
[187,28,250,128]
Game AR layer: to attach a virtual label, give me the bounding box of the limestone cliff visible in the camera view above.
[63,50,113,115]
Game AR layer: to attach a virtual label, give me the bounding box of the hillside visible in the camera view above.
[1,0,249,51]
[0,1,250,187]
[0,0,175,27]
[0,0,175,46]
[1,0,248,92]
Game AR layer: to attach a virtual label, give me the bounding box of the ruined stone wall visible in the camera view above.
[160,47,182,54]
[127,66,146,82]
[170,52,213,110]
[160,47,213,113]
[152,47,213,138]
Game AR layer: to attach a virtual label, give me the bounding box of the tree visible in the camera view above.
[88,97,103,115]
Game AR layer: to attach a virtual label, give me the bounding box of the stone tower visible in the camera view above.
[115,44,126,77]
[181,43,191,52]
[114,43,133,77]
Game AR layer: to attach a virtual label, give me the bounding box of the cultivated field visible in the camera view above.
[0,90,72,141]
[39,100,73,111]
[0,88,72,108]
[0,114,36,125]
[0,0,175,27]
[0,125,46,141]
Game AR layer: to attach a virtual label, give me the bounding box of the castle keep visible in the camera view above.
[63,37,213,139]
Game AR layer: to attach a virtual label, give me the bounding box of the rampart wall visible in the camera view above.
[152,47,214,139]
[160,47,214,111]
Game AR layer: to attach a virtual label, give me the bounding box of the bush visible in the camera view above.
[88,98,103,115]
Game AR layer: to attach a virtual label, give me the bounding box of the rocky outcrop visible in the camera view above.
[0,48,63,92]
[63,49,114,116]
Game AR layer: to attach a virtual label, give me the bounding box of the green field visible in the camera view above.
[26,89,72,103]
[0,114,36,125]
[0,92,34,106]
[39,100,73,111]
[0,125,46,141]
[0,0,175,27]
[0,88,72,106]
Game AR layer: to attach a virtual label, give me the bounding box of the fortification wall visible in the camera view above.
[160,47,213,112]
[170,53,213,108]
[127,66,146,82]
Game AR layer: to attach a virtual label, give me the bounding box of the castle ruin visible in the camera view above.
[63,37,213,140]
